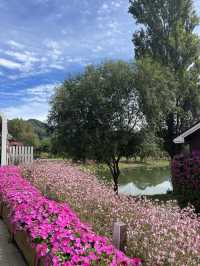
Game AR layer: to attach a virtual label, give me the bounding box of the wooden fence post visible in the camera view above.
[112,222,127,251]
[1,113,7,166]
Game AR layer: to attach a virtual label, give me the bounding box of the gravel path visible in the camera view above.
[0,220,27,266]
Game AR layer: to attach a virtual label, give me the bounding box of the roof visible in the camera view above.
[9,140,24,146]
[173,121,200,144]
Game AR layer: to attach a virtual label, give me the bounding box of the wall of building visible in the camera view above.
[185,129,200,152]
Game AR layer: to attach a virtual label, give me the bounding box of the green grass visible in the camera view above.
[79,159,170,174]
[119,159,170,169]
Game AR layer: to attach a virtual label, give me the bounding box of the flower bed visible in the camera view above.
[22,161,200,265]
[0,166,141,266]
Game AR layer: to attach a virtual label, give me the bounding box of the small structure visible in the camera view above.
[8,134,24,147]
[0,112,8,166]
[173,121,200,152]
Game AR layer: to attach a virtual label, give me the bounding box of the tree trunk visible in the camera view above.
[108,158,120,194]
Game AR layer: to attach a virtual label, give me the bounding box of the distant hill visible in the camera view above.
[27,119,49,140]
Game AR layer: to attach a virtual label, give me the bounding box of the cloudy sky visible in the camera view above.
[0,0,199,121]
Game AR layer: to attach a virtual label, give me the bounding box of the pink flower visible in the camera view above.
[0,166,140,266]
[36,243,48,257]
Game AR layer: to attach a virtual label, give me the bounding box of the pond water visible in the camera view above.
[118,165,172,196]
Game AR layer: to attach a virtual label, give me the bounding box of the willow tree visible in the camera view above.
[129,0,200,156]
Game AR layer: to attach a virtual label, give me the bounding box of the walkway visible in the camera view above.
[0,220,27,266]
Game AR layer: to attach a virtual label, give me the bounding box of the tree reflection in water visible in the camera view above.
[119,166,172,195]
[100,165,172,196]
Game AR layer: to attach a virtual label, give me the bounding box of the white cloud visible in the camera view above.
[2,39,66,78]
[102,4,109,10]
[26,83,60,98]
[67,56,86,65]
[2,82,61,121]
[5,50,39,63]
[0,51,39,73]
[111,1,122,8]
[45,40,62,53]
[98,2,112,15]
[45,40,60,50]
[35,0,50,4]
[0,91,23,97]
[49,64,65,70]
[92,45,103,53]
[7,40,25,50]
[6,68,51,80]
[4,50,47,74]
[3,101,49,121]
[108,22,121,33]
[0,58,22,69]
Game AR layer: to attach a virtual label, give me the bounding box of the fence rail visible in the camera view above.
[7,146,34,165]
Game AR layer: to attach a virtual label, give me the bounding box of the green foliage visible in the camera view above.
[129,0,200,68]
[129,0,200,157]
[35,137,52,158]
[38,138,51,153]
[28,119,49,140]
[138,129,165,161]
[121,131,143,160]
[8,118,51,156]
[8,119,40,147]
[134,58,179,155]
[49,61,143,191]
[135,58,177,125]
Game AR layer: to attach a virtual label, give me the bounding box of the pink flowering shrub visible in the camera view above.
[0,166,141,266]
[22,161,200,266]
[172,152,200,210]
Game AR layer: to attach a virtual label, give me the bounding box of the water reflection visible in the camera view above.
[119,180,172,196]
[118,165,172,196]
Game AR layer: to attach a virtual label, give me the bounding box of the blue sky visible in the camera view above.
[0,0,199,121]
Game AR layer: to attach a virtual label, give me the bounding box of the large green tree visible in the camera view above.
[129,0,200,156]
[49,61,143,192]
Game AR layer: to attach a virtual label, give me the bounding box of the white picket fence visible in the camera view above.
[7,146,34,165]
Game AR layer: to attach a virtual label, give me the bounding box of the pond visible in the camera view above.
[118,164,172,196]
[94,162,172,196]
